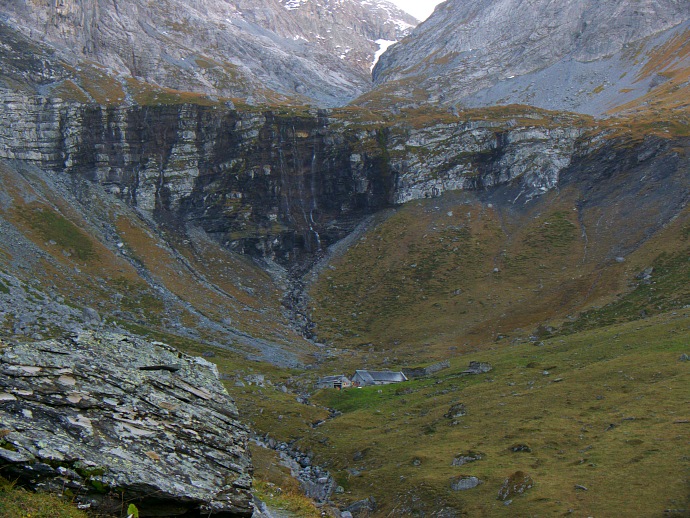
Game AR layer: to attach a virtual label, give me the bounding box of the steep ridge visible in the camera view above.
[0,0,415,106]
[370,0,690,115]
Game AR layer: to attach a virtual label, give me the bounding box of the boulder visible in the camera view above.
[450,475,483,491]
[0,332,253,516]
[345,496,377,515]
[463,361,492,375]
[452,451,484,466]
[498,471,534,501]
[444,403,467,419]
[81,307,101,325]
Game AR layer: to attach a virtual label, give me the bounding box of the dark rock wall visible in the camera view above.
[0,95,398,265]
[12,93,665,270]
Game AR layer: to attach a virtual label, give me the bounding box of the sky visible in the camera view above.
[387,0,444,21]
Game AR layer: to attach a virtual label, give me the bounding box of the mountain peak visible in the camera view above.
[0,0,416,106]
[370,0,690,115]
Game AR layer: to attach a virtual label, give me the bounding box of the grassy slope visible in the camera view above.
[0,477,88,518]
[0,161,314,359]
[306,311,690,516]
[307,189,678,365]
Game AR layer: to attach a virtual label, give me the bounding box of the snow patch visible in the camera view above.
[284,0,309,10]
[371,38,397,71]
[395,20,415,32]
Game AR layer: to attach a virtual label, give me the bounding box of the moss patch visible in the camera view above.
[18,206,95,262]
[0,477,88,518]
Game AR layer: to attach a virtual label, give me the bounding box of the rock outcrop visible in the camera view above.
[0,332,253,516]
[0,88,588,264]
[372,0,690,115]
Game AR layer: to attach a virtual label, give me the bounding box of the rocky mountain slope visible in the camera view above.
[0,0,415,106]
[371,0,690,115]
[0,0,689,516]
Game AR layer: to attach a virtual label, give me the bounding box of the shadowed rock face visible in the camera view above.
[0,332,253,516]
[372,0,690,114]
[0,92,590,266]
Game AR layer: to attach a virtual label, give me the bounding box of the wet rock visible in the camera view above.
[0,332,253,516]
[498,471,534,501]
[450,475,483,491]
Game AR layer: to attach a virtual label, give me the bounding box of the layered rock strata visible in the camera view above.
[0,332,253,516]
[0,91,587,264]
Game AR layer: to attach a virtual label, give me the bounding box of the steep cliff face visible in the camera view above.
[371,0,690,114]
[0,0,415,106]
[0,90,590,265]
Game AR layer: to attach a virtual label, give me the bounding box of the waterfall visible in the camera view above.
[309,136,322,252]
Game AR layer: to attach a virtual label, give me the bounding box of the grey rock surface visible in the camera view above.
[451,451,483,466]
[497,471,534,501]
[0,331,254,516]
[0,90,586,265]
[450,476,482,491]
[345,496,377,514]
[372,0,690,115]
[255,435,334,503]
[462,361,492,375]
[444,403,467,419]
[0,0,416,107]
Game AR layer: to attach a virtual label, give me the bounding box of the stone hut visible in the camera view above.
[351,370,407,387]
[317,375,352,390]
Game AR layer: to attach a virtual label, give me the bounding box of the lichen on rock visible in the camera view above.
[0,331,253,516]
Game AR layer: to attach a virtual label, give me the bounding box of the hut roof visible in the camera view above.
[353,370,407,383]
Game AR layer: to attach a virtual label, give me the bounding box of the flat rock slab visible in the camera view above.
[0,332,253,516]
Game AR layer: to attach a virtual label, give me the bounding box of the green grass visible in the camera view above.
[18,207,95,262]
[307,190,597,357]
[293,312,690,516]
[561,248,690,334]
[0,477,88,518]
[522,210,578,252]
[252,480,320,518]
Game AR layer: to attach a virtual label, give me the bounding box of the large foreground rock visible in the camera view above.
[0,332,253,516]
